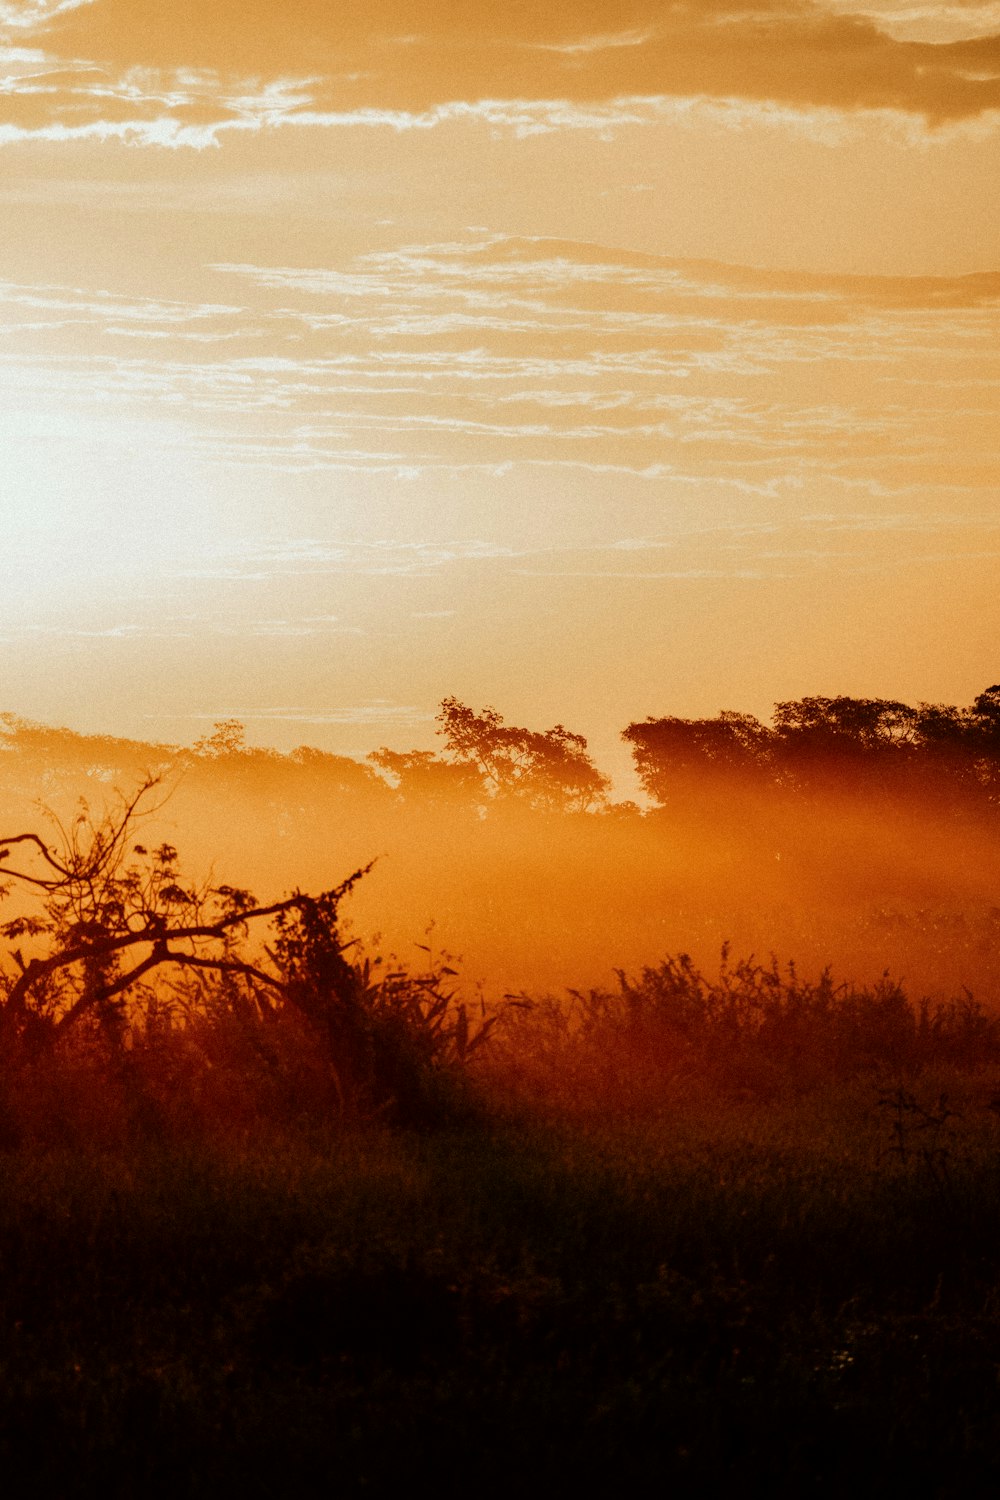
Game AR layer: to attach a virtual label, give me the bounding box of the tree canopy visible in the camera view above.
[434,697,610,813]
[623,686,1000,807]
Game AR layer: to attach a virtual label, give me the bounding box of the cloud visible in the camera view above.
[827,0,1000,45]
[0,278,243,325]
[169,537,525,582]
[0,0,95,27]
[181,702,435,728]
[1,0,998,142]
[2,234,996,511]
[217,235,1000,313]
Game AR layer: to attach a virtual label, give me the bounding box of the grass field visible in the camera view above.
[3,1072,1000,1496]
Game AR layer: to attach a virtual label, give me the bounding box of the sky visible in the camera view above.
[0,0,997,786]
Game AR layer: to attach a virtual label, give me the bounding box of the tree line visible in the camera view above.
[381,686,1000,812]
[2,685,1000,818]
[623,685,1000,809]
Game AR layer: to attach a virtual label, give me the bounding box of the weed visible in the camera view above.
[876,1085,963,1207]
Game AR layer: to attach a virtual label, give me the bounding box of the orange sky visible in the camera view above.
[0,0,997,786]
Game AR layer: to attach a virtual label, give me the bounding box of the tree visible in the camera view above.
[622,711,772,806]
[367,747,483,806]
[771,695,919,754]
[0,780,493,1125]
[771,695,947,799]
[973,684,1000,723]
[191,719,249,758]
[435,697,610,813]
[0,779,367,1059]
[623,688,1000,810]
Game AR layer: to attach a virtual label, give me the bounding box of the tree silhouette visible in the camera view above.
[435,697,610,812]
[772,695,918,760]
[367,747,483,806]
[0,780,496,1125]
[623,688,1000,808]
[622,710,771,805]
[0,780,367,1058]
[191,719,249,758]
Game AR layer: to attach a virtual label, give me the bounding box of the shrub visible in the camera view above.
[0,784,493,1141]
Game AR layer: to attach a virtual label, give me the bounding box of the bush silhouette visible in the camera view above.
[0,782,491,1137]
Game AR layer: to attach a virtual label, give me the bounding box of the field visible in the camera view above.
[4,1040,1000,1494]
[2,1097,1000,1495]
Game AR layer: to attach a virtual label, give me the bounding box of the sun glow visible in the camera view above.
[0,0,993,759]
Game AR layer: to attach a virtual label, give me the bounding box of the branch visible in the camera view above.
[51,949,166,1036]
[0,778,164,890]
[0,833,74,887]
[52,949,285,1037]
[145,951,282,995]
[2,864,373,1023]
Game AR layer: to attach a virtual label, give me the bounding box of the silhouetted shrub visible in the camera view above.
[0,788,493,1141]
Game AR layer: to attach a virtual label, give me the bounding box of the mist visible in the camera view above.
[2,689,998,1009]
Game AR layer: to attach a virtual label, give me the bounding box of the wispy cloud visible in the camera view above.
[170,537,524,582]
[1,0,998,147]
[1,234,996,516]
[0,0,96,27]
[180,702,435,728]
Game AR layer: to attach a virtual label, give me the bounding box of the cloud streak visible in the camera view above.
[1,0,998,147]
[2,235,996,510]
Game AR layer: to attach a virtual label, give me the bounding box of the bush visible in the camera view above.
[0,786,493,1141]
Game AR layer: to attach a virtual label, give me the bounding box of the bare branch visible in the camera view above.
[2,862,374,1031]
[0,833,74,885]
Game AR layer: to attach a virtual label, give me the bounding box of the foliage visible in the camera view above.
[191,718,250,758]
[0,783,492,1130]
[622,710,771,804]
[367,747,483,805]
[265,896,494,1124]
[624,683,1000,806]
[435,695,610,812]
[487,948,1000,1115]
[0,780,308,1056]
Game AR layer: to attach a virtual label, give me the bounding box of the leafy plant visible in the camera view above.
[435,696,610,812]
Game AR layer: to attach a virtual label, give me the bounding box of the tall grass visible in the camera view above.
[4,941,1000,1144]
[483,948,1000,1120]
[4,1105,1000,1492]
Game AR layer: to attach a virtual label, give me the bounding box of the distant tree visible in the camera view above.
[191,719,249,758]
[963,685,1000,795]
[622,710,772,806]
[971,685,1000,753]
[912,700,983,788]
[0,713,175,794]
[625,688,1000,810]
[435,697,610,813]
[289,746,386,798]
[770,695,922,792]
[368,748,483,806]
[771,695,919,751]
[974,684,1000,718]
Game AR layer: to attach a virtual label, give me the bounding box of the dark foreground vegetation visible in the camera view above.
[5,1087,1000,1496]
[3,687,1000,1492]
[0,817,1000,1491]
